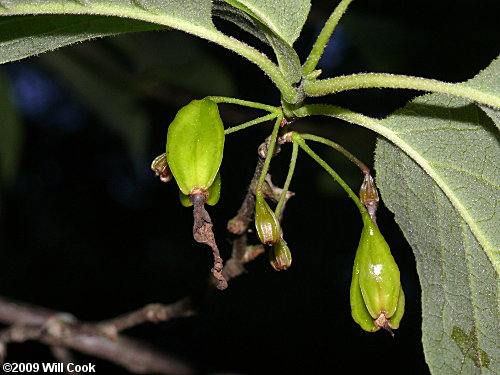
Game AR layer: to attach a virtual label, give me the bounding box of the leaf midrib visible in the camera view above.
[378,127,498,272]
[331,110,500,274]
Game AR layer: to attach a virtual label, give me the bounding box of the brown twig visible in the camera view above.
[50,346,79,375]
[0,133,296,373]
[0,296,195,375]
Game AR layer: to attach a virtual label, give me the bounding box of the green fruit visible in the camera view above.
[179,190,192,207]
[350,213,404,332]
[255,192,280,245]
[179,172,221,207]
[206,171,221,206]
[166,99,224,196]
[269,238,292,271]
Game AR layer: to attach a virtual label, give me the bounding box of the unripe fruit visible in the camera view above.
[269,238,292,271]
[350,213,404,333]
[255,192,280,245]
[166,99,224,196]
[179,172,221,207]
[206,171,221,206]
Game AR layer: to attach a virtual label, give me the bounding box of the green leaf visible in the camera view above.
[0,68,22,187]
[459,56,500,129]
[0,0,215,65]
[223,0,311,45]
[0,0,298,103]
[374,59,500,374]
[214,0,302,84]
[0,14,162,64]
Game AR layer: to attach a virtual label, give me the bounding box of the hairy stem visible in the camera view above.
[298,133,369,174]
[256,115,283,191]
[302,0,355,76]
[207,96,279,113]
[292,134,365,214]
[0,4,301,104]
[224,112,279,135]
[275,142,298,217]
[303,73,500,108]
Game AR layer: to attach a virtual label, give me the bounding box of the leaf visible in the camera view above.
[0,0,295,103]
[459,56,500,129]
[0,68,22,187]
[223,0,311,45]
[0,14,162,64]
[374,58,500,374]
[214,0,302,84]
[0,0,218,65]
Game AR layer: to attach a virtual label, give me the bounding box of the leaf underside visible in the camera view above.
[0,0,310,89]
[222,0,311,45]
[375,57,500,375]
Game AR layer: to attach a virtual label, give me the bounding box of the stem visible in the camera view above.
[302,0,355,76]
[256,115,283,191]
[292,134,365,214]
[303,73,500,108]
[206,96,280,113]
[274,142,299,217]
[298,133,369,174]
[291,103,500,273]
[224,113,279,135]
[0,3,302,104]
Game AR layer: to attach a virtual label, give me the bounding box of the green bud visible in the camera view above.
[255,192,280,245]
[166,99,224,196]
[269,238,292,271]
[350,213,404,333]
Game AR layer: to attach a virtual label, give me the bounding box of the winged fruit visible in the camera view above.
[350,212,405,334]
[166,99,224,203]
[255,192,280,245]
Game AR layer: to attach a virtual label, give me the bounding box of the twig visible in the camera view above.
[226,157,263,235]
[0,296,195,375]
[0,126,296,374]
[50,346,79,375]
[97,299,194,336]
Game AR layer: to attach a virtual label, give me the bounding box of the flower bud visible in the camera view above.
[255,192,280,245]
[166,99,224,196]
[151,153,172,182]
[359,174,379,222]
[350,213,404,333]
[269,238,292,271]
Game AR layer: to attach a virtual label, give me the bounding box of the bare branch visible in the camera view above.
[0,296,195,375]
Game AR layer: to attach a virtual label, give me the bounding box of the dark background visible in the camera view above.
[0,1,498,374]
